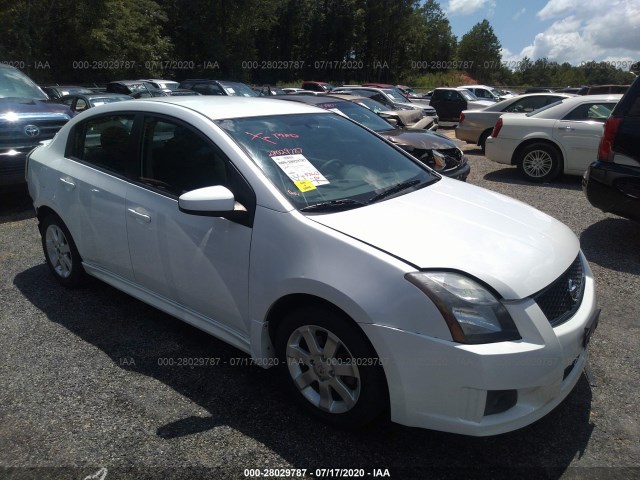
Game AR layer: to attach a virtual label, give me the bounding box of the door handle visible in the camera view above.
[558,126,573,131]
[59,177,76,189]
[127,208,151,223]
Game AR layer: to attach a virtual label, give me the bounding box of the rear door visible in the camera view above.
[59,113,137,280]
[553,101,618,174]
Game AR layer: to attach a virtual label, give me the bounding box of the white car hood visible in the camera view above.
[310,179,579,299]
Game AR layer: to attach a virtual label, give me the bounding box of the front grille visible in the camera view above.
[533,255,585,327]
[418,148,466,172]
[0,118,69,149]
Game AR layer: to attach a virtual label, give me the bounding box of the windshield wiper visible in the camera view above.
[299,198,366,213]
[366,179,421,204]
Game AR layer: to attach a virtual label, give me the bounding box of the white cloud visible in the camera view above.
[513,8,526,20]
[447,0,495,16]
[514,0,640,65]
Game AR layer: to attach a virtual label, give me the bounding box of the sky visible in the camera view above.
[439,0,640,68]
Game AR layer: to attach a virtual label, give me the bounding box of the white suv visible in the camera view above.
[26,96,599,436]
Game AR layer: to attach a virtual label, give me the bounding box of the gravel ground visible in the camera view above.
[1,137,639,480]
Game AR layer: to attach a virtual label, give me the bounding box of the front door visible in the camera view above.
[124,115,254,337]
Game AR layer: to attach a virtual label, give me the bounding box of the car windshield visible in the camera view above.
[217,113,436,212]
[0,67,48,100]
[382,88,408,102]
[89,96,131,106]
[219,82,258,97]
[160,82,179,90]
[459,90,477,101]
[311,101,395,132]
[353,97,390,113]
[123,83,149,93]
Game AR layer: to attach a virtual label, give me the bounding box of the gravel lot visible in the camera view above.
[1,134,639,480]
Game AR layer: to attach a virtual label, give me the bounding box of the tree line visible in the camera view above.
[0,0,635,87]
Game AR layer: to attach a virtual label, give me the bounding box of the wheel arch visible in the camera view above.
[478,127,493,147]
[265,293,374,356]
[511,137,565,167]
[35,205,61,231]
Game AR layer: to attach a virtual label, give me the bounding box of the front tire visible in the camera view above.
[517,143,562,182]
[41,214,86,288]
[275,307,388,428]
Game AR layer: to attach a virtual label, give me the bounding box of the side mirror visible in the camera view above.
[178,185,247,217]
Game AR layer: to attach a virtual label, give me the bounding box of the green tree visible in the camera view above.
[410,0,457,66]
[456,19,501,83]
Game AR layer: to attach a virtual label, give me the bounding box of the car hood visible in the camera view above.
[384,109,423,125]
[379,129,457,149]
[309,179,579,299]
[0,98,72,118]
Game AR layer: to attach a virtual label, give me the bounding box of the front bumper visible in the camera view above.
[443,162,470,181]
[0,149,29,187]
[361,260,598,436]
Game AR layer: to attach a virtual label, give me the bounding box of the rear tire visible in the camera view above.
[517,143,562,182]
[41,214,86,288]
[275,307,388,428]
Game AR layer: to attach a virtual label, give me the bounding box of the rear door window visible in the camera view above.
[68,114,137,177]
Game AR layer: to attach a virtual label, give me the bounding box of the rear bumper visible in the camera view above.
[583,161,640,221]
[485,137,518,165]
[455,124,481,144]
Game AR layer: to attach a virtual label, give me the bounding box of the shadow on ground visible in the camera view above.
[580,218,640,274]
[14,266,596,479]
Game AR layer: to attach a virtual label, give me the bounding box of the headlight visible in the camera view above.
[405,271,520,344]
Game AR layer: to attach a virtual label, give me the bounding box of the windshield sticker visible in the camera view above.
[271,154,329,188]
[268,148,302,157]
[294,180,317,192]
[227,87,236,94]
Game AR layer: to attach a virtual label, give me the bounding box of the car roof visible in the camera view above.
[99,96,330,119]
[556,93,623,103]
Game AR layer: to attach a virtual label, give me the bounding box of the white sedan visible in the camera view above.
[26,96,598,436]
[485,94,622,182]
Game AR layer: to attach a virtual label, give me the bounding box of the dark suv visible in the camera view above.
[583,75,640,221]
[1,65,73,189]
